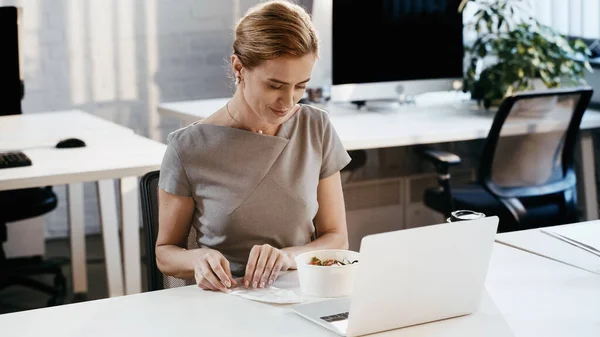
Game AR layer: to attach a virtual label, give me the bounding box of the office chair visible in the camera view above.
[1,6,67,307]
[419,87,594,233]
[0,188,67,306]
[140,170,199,291]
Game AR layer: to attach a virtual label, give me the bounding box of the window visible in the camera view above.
[531,0,600,39]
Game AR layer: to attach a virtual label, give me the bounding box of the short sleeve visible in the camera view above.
[320,112,352,179]
[158,135,192,197]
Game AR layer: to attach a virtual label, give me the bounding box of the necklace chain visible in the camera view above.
[226,102,263,134]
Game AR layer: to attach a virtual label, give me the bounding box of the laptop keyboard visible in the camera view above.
[320,312,349,323]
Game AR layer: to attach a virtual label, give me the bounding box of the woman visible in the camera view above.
[156,0,351,293]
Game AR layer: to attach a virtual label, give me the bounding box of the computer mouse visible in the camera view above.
[56,138,86,148]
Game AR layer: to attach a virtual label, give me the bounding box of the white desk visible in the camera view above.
[1,242,599,337]
[496,220,600,274]
[0,110,134,149]
[158,96,600,221]
[0,110,166,297]
[486,242,600,337]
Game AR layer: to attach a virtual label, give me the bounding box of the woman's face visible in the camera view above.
[236,53,316,125]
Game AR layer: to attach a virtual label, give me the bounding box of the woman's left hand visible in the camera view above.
[244,244,294,288]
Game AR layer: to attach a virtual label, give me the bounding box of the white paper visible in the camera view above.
[229,286,303,304]
[542,223,600,256]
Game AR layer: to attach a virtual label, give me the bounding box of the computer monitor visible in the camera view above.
[0,6,24,115]
[329,0,465,104]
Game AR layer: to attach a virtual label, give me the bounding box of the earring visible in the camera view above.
[235,76,240,86]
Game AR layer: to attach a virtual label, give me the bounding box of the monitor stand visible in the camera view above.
[350,96,415,112]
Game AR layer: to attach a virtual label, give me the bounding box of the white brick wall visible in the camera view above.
[0,0,263,237]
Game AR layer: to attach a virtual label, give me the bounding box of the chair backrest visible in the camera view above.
[140,170,199,291]
[478,86,593,199]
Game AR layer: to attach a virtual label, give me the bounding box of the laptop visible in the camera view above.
[291,216,499,336]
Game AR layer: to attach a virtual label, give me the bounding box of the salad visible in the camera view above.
[309,256,358,266]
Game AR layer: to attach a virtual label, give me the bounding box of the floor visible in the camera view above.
[0,233,148,315]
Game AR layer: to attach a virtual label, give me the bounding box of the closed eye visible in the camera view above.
[268,77,310,90]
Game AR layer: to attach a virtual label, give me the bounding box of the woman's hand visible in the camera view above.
[193,248,237,292]
[244,244,294,288]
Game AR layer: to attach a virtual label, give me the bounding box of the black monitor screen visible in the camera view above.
[332,0,464,85]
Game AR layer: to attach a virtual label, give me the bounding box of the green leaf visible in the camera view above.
[540,70,551,83]
[574,39,587,49]
[462,0,590,104]
[477,43,488,57]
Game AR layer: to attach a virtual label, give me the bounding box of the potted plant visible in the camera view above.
[459,0,594,109]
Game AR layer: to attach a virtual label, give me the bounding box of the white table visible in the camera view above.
[486,242,600,337]
[0,110,166,297]
[496,220,600,274]
[158,95,600,220]
[0,110,135,149]
[1,242,598,337]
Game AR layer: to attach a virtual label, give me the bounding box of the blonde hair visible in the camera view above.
[233,0,319,69]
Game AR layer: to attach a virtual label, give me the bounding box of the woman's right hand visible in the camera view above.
[193,248,237,292]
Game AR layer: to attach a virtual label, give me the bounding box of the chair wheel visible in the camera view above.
[54,272,67,293]
[47,294,65,307]
[72,293,88,303]
[50,271,68,306]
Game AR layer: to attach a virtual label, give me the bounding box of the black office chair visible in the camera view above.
[0,189,67,307]
[419,87,594,233]
[140,170,198,291]
[0,6,67,307]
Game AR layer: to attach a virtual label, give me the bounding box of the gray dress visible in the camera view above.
[158,104,351,277]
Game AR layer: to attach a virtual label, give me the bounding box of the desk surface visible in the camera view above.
[496,220,600,274]
[0,110,165,191]
[157,96,600,150]
[2,242,598,337]
[485,242,600,337]
[0,133,166,191]
[0,110,134,151]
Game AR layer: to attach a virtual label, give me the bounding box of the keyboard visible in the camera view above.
[0,151,32,169]
[320,312,349,323]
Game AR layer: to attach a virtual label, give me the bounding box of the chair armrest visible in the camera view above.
[418,147,461,174]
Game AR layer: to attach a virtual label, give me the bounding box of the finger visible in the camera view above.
[268,256,283,286]
[221,257,237,287]
[244,246,261,288]
[208,256,232,288]
[200,261,227,292]
[252,245,271,288]
[199,279,217,291]
[195,268,216,290]
[194,267,204,287]
[260,251,279,288]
